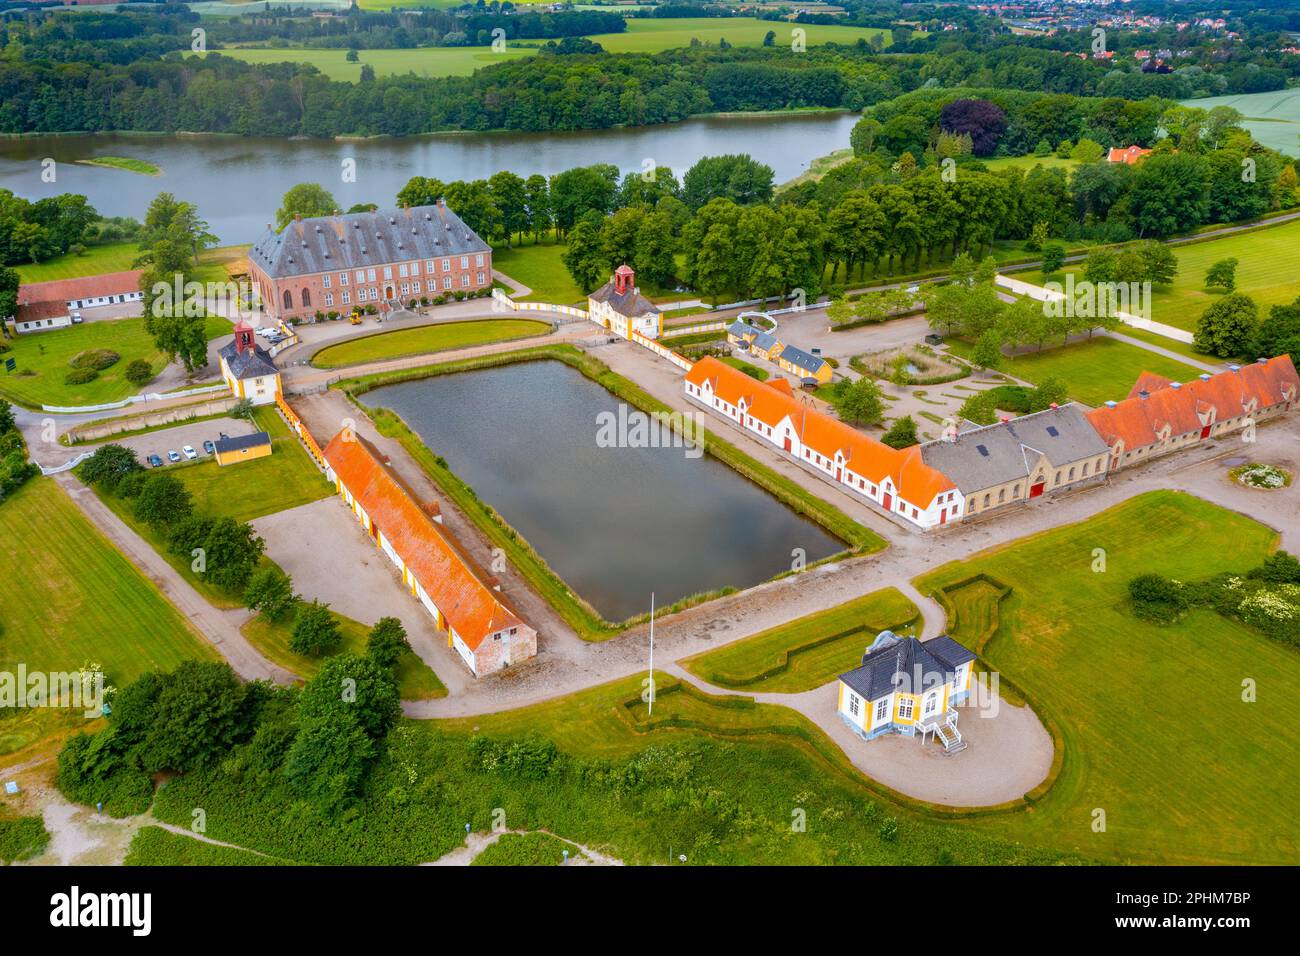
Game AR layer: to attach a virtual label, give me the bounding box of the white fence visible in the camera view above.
[491,288,588,321]
[39,451,94,476]
[995,274,1194,344]
[662,321,726,338]
[42,382,231,414]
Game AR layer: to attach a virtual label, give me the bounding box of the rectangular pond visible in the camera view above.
[364,360,843,621]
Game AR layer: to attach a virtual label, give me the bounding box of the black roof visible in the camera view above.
[214,431,271,454]
[219,339,279,380]
[839,633,975,701]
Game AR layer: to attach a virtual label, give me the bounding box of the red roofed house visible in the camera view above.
[8,270,144,335]
[323,429,536,676]
[1086,356,1300,472]
[1107,145,1152,165]
[685,356,962,528]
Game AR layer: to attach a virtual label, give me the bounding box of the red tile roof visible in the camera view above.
[323,431,522,651]
[1107,145,1152,165]
[686,357,955,507]
[17,270,143,306]
[1086,356,1300,450]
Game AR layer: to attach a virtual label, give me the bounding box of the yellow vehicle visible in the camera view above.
[349,310,362,326]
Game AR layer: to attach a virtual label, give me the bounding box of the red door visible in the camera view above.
[939,508,947,525]
[883,493,892,510]
[1030,481,1046,499]
[783,436,792,452]
[835,467,842,481]
[1200,424,1212,439]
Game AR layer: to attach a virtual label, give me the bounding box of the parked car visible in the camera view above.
[147,454,163,468]
[182,445,197,460]
[202,440,216,455]
[167,450,181,463]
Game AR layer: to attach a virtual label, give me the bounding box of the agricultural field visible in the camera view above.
[209,46,536,81]
[918,491,1297,865]
[944,335,1208,407]
[311,318,553,369]
[0,315,230,409]
[587,18,894,54]
[241,611,446,701]
[0,480,217,755]
[1057,217,1300,333]
[1179,89,1300,157]
[681,587,919,693]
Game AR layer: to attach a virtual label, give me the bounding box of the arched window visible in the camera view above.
[301,288,311,308]
[283,289,293,309]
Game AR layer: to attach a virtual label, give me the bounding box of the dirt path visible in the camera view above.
[423,829,622,866]
[52,473,297,686]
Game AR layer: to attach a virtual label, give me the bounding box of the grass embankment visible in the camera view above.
[337,344,882,640]
[76,156,162,177]
[241,612,446,701]
[919,491,1299,865]
[311,318,552,369]
[945,335,1207,407]
[0,315,229,409]
[83,407,331,609]
[150,670,1078,865]
[682,587,919,693]
[0,480,217,757]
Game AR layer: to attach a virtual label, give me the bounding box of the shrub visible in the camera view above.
[1128,574,1188,623]
[64,367,99,386]
[124,359,154,387]
[70,349,120,371]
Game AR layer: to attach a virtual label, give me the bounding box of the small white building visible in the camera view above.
[8,269,144,335]
[837,631,976,754]
[218,321,282,406]
[587,264,661,339]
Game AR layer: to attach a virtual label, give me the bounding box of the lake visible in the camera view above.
[364,360,842,621]
[0,111,857,243]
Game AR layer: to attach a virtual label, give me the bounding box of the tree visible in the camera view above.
[836,377,885,426]
[124,359,154,387]
[939,99,1008,157]
[487,171,528,246]
[80,443,141,493]
[396,176,446,208]
[681,154,774,209]
[849,117,882,157]
[1126,153,1209,238]
[289,600,342,657]
[169,515,265,592]
[1027,377,1068,412]
[133,473,192,528]
[299,653,401,741]
[1040,242,1066,276]
[139,662,251,773]
[149,312,210,373]
[1069,138,1104,163]
[549,164,617,235]
[881,416,919,449]
[346,49,359,63]
[0,400,13,434]
[1194,293,1259,358]
[1253,298,1300,361]
[366,617,410,670]
[1205,258,1238,292]
[276,184,338,230]
[284,708,374,810]
[561,215,606,293]
[245,566,298,621]
[1136,241,1178,286]
[229,397,255,422]
[523,174,552,242]
[1083,247,1117,284]
[0,266,18,325]
[972,329,1003,369]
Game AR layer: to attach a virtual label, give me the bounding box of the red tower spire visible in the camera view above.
[234,321,256,356]
[614,264,634,295]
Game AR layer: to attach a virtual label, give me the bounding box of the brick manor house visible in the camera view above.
[247,202,492,324]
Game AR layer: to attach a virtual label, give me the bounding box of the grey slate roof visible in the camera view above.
[219,339,278,380]
[249,204,489,280]
[839,634,975,702]
[215,431,271,454]
[918,403,1108,494]
[778,344,826,375]
[589,278,659,317]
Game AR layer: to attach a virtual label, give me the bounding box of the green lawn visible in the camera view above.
[208,46,536,80]
[980,154,1081,174]
[1058,217,1300,332]
[918,491,1299,865]
[490,239,585,304]
[241,611,446,701]
[718,355,769,381]
[0,480,218,755]
[0,315,230,409]
[588,18,893,53]
[311,319,552,368]
[14,242,141,283]
[945,336,1207,407]
[681,587,919,692]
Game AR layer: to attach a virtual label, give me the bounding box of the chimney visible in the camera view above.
[1138,390,1149,400]
[1198,373,1212,381]
[1000,415,1010,423]
[1170,382,1181,390]
[1256,356,1268,364]
[1049,402,1058,409]
[1228,364,1241,372]
[1104,400,1117,408]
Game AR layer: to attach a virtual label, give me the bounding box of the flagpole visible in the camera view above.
[648,592,655,716]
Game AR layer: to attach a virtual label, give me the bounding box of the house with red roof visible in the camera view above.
[1106,145,1152,165]
[684,357,963,528]
[1086,357,1300,472]
[8,270,144,334]
[323,429,536,676]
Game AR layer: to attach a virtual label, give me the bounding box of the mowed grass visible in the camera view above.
[1058,217,1300,332]
[311,318,552,368]
[208,46,536,81]
[946,335,1207,407]
[490,239,585,304]
[14,242,141,283]
[0,480,216,754]
[0,315,230,409]
[588,18,892,53]
[681,587,919,693]
[918,491,1299,865]
[980,154,1081,174]
[241,612,446,701]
